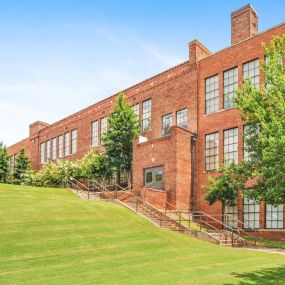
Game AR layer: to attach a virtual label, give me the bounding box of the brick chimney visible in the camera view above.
[231,4,258,45]
[189,39,211,64]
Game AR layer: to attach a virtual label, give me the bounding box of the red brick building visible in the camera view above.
[8,5,285,237]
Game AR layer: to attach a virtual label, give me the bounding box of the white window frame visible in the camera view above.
[223,67,238,109]
[162,113,172,136]
[223,128,238,165]
[64,132,70,157]
[58,135,63,158]
[40,142,45,164]
[205,132,219,171]
[243,59,260,88]
[91,121,99,147]
[205,75,219,114]
[142,99,152,132]
[52,138,57,160]
[176,108,188,129]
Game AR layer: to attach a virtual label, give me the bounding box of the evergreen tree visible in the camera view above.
[14,149,30,184]
[0,142,9,183]
[102,92,140,185]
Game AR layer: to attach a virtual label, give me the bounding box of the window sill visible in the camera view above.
[203,169,219,174]
[204,107,236,117]
[141,130,152,134]
[144,188,165,193]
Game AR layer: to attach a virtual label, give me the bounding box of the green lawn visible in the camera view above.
[0,184,284,285]
[245,236,285,250]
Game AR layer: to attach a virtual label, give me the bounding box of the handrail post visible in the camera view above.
[232,230,234,247]
[165,201,167,215]
[179,212,181,230]
[160,212,162,227]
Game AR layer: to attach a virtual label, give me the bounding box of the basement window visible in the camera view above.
[144,166,164,190]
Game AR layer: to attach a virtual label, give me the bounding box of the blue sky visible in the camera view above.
[1,0,285,145]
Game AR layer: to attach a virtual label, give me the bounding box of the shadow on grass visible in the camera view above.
[224,266,285,285]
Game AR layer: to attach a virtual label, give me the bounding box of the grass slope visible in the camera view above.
[0,184,284,285]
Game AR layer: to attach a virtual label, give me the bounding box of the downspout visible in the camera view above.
[190,136,197,211]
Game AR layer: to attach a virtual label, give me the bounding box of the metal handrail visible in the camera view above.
[101,184,191,230]
[209,213,261,245]
[142,186,242,245]
[142,185,175,213]
[68,176,91,198]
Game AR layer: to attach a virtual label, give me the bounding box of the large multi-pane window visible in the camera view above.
[40,142,45,164]
[266,204,284,229]
[71,129,77,154]
[162,113,172,136]
[205,132,219,171]
[223,67,238,109]
[243,59,260,88]
[223,128,238,165]
[142,99,152,132]
[144,166,164,189]
[176,108,188,129]
[224,204,238,228]
[131,104,140,120]
[52,138,57,160]
[58,135,63,158]
[205,75,219,114]
[91,121,99,147]
[64,132,70,156]
[100,117,108,144]
[243,197,260,229]
[46,140,51,162]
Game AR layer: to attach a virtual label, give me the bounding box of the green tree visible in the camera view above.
[0,142,9,183]
[102,92,140,185]
[204,162,250,209]
[205,35,285,206]
[14,149,30,184]
[80,149,113,183]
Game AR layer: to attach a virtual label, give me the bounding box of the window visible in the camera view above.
[58,135,63,158]
[131,104,140,120]
[224,204,238,228]
[64,132,70,156]
[144,166,164,189]
[205,75,219,114]
[243,59,260,88]
[176,108,188,129]
[46,140,51,162]
[71,129,77,154]
[100,117,108,144]
[162,113,172,136]
[223,67,238,109]
[40,143,45,164]
[91,121,99,147]
[243,197,259,229]
[142,99,152,132]
[223,128,238,165]
[266,204,284,229]
[52,138,57,160]
[205,132,219,171]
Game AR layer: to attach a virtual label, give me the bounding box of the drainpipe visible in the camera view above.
[190,136,197,211]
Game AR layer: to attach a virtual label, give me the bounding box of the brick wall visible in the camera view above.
[6,6,285,237]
